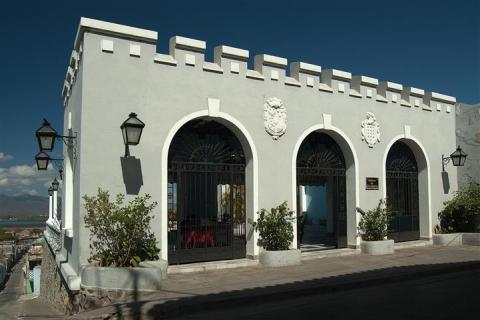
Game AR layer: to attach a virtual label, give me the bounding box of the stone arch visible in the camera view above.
[161,110,259,261]
[382,135,431,239]
[292,124,359,248]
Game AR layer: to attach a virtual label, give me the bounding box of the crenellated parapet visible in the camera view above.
[61,17,457,113]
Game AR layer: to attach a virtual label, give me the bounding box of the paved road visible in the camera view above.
[0,258,25,320]
[175,267,480,320]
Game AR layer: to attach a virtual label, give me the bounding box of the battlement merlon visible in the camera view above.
[64,17,458,110]
[74,17,158,50]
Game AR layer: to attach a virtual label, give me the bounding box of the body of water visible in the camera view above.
[0,221,46,228]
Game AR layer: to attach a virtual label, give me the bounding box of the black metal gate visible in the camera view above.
[167,120,246,264]
[296,132,347,249]
[386,141,420,242]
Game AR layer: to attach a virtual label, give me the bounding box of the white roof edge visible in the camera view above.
[324,69,352,81]
[379,81,403,92]
[256,54,288,67]
[405,86,425,96]
[291,62,322,74]
[74,17,158,48]
[217,45,249,59]
[429,92,456,103]
[353,75,379,86]
[171,36,206,51]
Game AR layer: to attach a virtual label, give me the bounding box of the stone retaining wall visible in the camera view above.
[39,242,80,314]
[39,241,160,315]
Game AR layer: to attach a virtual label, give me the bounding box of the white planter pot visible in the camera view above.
[360,239,394,255]
[432,233,463,246]
[462,233,480,246]
[81,260,168,291]
[259,249,301,267]
[433,233,480,246]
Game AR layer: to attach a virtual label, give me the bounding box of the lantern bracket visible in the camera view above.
[50,158,64,180]
[57,131,78,160]
[441,155,451,172]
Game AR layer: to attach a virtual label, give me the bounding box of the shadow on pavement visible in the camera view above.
[89,260,480,320]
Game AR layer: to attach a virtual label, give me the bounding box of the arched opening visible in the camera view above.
[167,119,247,264]
[386,141,420,242]
[296,132,348,251]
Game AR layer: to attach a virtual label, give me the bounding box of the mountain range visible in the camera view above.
[0,194,49,217]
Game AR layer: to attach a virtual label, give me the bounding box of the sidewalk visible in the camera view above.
[0,256,63,320]
[71,245,480,320]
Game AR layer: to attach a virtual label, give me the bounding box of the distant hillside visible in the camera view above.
[0,194,49,217]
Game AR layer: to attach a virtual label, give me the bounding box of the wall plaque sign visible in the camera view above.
[366,177,379,190]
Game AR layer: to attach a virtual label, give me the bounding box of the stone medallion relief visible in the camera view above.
[361,112,380,148]
[264,97,287,140]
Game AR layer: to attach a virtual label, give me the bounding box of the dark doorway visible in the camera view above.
[296,132,347,251]
[386,141,420,242]
[167,119,246,264]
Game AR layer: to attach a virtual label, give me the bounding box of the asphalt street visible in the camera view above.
[174,267,480,320]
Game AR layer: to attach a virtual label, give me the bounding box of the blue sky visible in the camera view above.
[0,0,478,196]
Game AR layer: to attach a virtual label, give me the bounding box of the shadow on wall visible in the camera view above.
[120,157,143,195]
[441,171,450,194]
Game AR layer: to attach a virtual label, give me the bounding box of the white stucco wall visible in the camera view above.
[59,18,459,283]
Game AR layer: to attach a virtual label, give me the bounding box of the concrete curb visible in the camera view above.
[73,260,480,319]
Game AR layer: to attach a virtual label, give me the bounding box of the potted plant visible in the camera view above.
[81,189,167,292]
[434,180,480,246]
[357,199,394,255]
[250,201,301,267]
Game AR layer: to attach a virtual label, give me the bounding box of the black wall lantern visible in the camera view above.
[34,118,76,179]
[36,119,58,151]
[35,152,50,170]
[442,146,468,171]
[35,151,64,178]
[52,178,60,191]
[120,112,145,157]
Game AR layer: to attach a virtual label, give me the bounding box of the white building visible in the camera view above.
[45,18,460,291]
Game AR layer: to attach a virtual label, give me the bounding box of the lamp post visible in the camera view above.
[442,146,468,172]
[120,112,145,157]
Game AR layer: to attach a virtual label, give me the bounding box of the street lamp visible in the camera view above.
[35,118,76,151]
[35,152,50,170]
[36,119,58,151]
[442,146,468,171]
[120,112,145,157]
[48,186,53,197]
[52,178,60,191]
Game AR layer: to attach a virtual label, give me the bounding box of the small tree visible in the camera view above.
[250,201,295,251]
[357,199,393,241]
[83,189,159,267]
[438,180,480,233]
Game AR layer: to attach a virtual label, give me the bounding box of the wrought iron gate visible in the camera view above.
[296,132,347,249]
[386,141,420,242]
[167,120,246,264]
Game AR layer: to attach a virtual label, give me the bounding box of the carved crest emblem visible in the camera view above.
[264,97,287,140]
[361,112,380,148]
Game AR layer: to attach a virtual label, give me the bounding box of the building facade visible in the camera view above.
[56,18,459,290]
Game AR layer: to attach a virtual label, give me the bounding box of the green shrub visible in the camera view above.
[250,201,295,251]
[438,181,480,233]
[83,189,159,267]
[357,199,393,241]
